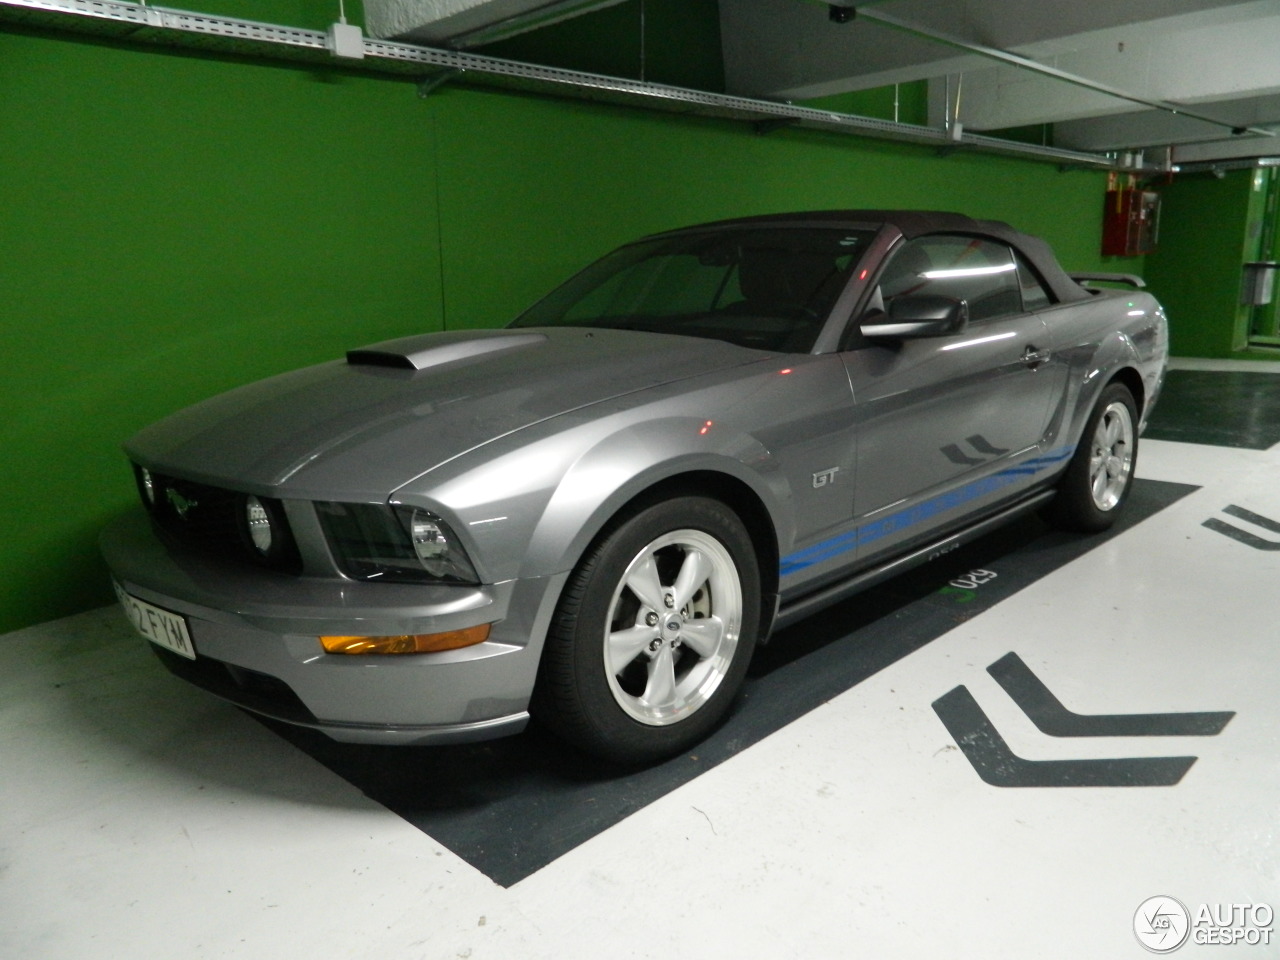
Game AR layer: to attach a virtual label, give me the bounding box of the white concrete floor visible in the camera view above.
[3,361,1278,959]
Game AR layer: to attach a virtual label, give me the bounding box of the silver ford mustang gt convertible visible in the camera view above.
[102,210,1167,764]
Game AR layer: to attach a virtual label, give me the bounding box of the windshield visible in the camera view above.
[510,226,877,352]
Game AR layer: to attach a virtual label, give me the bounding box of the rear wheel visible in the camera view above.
[534,496,760,765]
[1047,382,1138,532]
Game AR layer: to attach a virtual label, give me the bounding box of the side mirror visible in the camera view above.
[861,295,969,339]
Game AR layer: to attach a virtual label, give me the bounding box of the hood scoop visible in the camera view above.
[347,332,547,371]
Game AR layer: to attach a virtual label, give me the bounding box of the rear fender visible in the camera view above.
[1068,331,1147,442]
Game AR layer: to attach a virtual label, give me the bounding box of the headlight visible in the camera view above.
[317,501,479,584]
[407,511,460,578]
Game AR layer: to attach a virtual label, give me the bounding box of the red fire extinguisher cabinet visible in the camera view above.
[1102,188,1160,257]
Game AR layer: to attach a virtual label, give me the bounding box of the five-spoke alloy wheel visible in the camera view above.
[535,496,760,765]
[1047,381,1139,532]
[1088,396,1135,512]
[603,526,743,726]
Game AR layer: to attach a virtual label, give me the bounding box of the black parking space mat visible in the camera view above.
[261,478,1196,887]
[1144,369,1280,449]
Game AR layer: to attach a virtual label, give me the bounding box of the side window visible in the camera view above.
[878,235,1023,323]
[1015,253,1052,311]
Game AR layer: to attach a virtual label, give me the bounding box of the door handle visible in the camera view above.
[1022,344,1049,368]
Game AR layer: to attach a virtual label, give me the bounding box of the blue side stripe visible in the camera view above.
[779,445,1075,576]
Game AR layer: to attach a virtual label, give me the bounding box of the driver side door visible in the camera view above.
[843,234,1067,563]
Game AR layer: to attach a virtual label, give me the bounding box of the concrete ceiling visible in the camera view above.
[366,0,1280,165]
[365,0,629,47]
[720,0,1280,164]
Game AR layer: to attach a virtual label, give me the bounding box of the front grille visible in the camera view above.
[135,466,302,574]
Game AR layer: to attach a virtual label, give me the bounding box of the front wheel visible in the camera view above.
[1046,382,1138,532]
[534,496,761,765]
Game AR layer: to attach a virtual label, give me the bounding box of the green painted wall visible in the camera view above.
[1144,171,1256,358]
[1,29,440,632]
[428,88,1134,329]
[3,22,1130,633]
[1248,168,1280,344]
[800,83,929,127]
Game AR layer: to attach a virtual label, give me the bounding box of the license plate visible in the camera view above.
[114,582,196,660]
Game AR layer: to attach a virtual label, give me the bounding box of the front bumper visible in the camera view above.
[101,510,566,745]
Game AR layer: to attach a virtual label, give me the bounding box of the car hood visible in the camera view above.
[126,327,768,500]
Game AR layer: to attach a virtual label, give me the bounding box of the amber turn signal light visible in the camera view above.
[320,623,491,655]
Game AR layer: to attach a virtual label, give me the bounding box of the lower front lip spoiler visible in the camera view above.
[150,643,530,746]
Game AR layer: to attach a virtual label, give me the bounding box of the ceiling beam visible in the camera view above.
[856,6,1275,139]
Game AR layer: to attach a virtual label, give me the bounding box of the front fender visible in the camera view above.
[393,365,803,586]
[527,419,789,581]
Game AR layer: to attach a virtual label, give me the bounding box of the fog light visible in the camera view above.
[320,623,491,655]
[139,467,157,506]
[245,495,274,555]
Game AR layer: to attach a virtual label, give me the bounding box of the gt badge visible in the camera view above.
[812,467,840,489]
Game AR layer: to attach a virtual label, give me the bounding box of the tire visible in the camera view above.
[1046,382,1138,532]
[534,496,761,765]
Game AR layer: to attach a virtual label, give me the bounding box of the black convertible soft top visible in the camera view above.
[656,209,1092,305]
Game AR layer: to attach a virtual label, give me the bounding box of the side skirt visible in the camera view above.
[769,488,1057,635]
